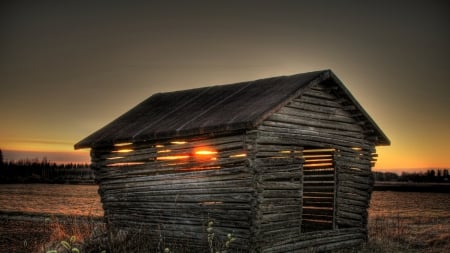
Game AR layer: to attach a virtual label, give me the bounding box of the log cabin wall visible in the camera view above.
[90,133,254,250]
[244,129,303,252]
[255,80,377,252]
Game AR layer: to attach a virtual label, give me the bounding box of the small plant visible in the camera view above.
[46,235,80,253]
[206,220,236,253]
[207,220,215,252]
[224,233,235,250]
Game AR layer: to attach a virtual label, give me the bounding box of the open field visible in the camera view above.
[0,212,103,253]
[0,185,449,252]
[1,211,449,253]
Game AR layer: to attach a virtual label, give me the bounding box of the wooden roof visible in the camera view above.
[75,70,390,149]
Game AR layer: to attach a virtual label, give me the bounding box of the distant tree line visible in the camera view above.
[373,169,450,183]
[0,149,94,184]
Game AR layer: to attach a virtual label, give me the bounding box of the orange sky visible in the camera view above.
[1,1,449,172]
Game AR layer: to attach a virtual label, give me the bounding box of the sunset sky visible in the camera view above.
[1,1,449,172]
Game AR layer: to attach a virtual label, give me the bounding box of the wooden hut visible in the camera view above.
[75,70,389,252]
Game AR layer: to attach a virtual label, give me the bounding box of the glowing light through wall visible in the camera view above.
[176,166,221,172]
[229,153,246,158]
[107,156,124,160]
[171,141,187,145]
[157,149,172,153]
[193,147,217,161]
[112,149,134,153]
[107,162,145,167]
[195,150,217,155]
[156,155,190,161]
[113,142,133,147]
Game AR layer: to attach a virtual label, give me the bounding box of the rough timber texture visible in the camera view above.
[92,133,252,251]
[78,70,389,252]
[254,81,377,252]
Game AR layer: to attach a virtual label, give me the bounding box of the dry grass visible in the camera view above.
[0,214,104,253]
[42,216,106,253]
[53,216,450,253]
[3,213,449,252]
[339,215,450,253]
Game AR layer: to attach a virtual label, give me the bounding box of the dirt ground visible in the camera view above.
[0,216,51,253]
[0,212,103,253]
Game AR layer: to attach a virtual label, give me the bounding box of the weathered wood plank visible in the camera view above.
[268,113,363,132]
[278,106,357,124]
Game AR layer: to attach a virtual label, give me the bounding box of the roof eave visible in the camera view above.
[328,71,390,147]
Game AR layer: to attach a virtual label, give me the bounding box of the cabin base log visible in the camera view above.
[261,228,366,253]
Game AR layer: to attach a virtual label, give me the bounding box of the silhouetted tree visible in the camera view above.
[0,148,3,167]
[0,156,94,183]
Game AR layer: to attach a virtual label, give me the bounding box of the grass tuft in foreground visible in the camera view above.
[31,213,450,253]
[339,215,450,253]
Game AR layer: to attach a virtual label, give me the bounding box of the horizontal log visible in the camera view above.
[259,198,301,205]
[258,123,371,150]
[260,204,301,214]
[110,220,251,243]
[336,196,368,208]
[314,238,364,252]
[263,228,364,252]
[337,166,372,176]
[340,180,372,191]
[287,101,357,125]
[100,179,253,196]
[258,127,371,152]
[256,135,370,157]
[278,106,357,124]
[259,228,301,244]
[262,189,301,198]
[338,203,367,215]
[93,146,156,160]
[103,192,253,203]
[113,205,251,218]
[260,172,301,182]
[261,212,302,223]
[268,112,363,133]
[337,209,363,221]
[301,89,337,100]
[108,186,253,197]
[95,160,249,180]
[104,201,252,211]
[99,168,252,188]
[338,186,370,199]
[260,181,301,190]
[335,156,372,168]
[255,143,303,152]
[337,191,368,202]
[337,172,373,184]
[295,95,344,109]
[108,212,251,229]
